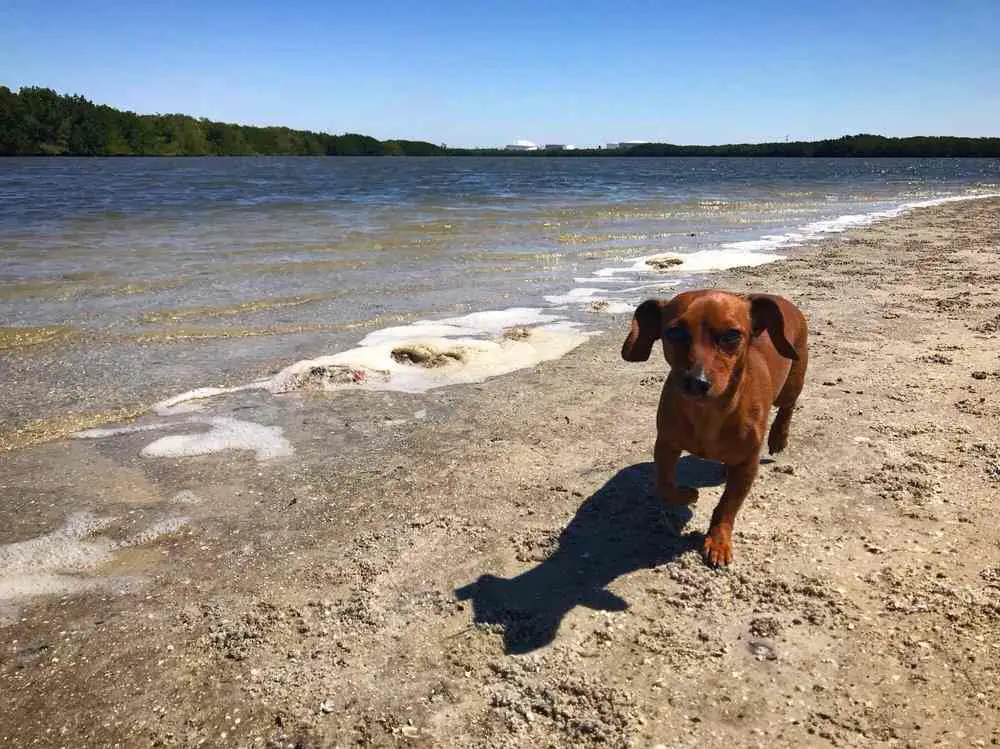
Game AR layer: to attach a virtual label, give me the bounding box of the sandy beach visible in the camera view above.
[2,197,999,747]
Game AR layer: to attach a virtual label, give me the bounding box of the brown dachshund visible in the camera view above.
[621,290,808,566]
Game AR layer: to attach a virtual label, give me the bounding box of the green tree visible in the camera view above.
[2,85,999,158]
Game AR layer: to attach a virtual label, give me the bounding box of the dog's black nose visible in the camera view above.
[683,372,711,396]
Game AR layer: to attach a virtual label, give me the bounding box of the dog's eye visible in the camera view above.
[663,326,690,343]
[717,329,742,346]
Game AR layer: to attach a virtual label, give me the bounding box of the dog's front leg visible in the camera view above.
[703,456,759,566]
[654,437,698,505]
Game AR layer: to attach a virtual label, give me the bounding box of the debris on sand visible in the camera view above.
[749,616,783,638]
[502,326,532,341]
[486,662,640,746]
[271,364,383,392]
[390,344,467,367]
[645,256,684,270]
[934,293,971,312]
[972,313,1000,334]
[917,353,953,365]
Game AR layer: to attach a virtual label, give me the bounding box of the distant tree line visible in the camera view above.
[453,135,1000,157]
[623,135,1000,157]
[0,86,443,156]
[2,86,999,158]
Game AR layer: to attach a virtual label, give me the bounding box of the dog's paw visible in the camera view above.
[702,526,733,567]
[658,483,698,505]
[767,428,788,455]
[662,504,694,535]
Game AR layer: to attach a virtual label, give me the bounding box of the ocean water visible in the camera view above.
[1,156,998,441]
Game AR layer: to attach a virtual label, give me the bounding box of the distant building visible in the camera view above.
[504,139,539,151]
[606,140,651,150]
[543,144,578,151]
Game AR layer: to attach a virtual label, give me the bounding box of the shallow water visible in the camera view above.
[1,156,998,443]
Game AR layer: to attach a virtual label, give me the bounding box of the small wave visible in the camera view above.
[544,191,1000,314]
[720,192,1000,254]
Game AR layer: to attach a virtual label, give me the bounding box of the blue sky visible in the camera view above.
[2,0,997,147]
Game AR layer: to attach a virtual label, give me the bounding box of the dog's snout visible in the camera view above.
[683,369,712,397]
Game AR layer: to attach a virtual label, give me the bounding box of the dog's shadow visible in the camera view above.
[455,458,726,655]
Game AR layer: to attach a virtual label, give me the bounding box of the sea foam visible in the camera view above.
[269,309,592,395]
[140,417,293,461]
[0,512,188,615]
[153,385,266,416]
[73,423,170,439]
[571,192,1000,307]
[75,416,293,462]
[593,248,785,280]
[720,193,1000,254]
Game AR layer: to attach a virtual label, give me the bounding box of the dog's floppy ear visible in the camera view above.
[621,299,665,362]
[748,294,798,360]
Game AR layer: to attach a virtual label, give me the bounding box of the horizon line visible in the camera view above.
[6,84,1000,150]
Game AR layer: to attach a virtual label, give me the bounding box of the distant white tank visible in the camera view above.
[504,139,539,151]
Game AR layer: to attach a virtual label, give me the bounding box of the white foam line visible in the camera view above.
[152,384,267,416]
[588,191,1000,282]
[73,423,170,439]
[573,276,638,284]
[141,307,596,408]
[543,286,666,315]
[718,192,1000,254]
[269,324,593,395]
[615,281,683,294]
[594,248,785,279]
[358,308,564,346]
[76,414,293,462]
[543,288,606,305]
[140,417,293,461]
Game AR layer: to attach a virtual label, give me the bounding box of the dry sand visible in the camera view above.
[1,198,999,748]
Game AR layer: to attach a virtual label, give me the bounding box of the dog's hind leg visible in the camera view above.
[768,344,808,455]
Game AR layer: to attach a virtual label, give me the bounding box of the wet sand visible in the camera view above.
[1,198,999,747]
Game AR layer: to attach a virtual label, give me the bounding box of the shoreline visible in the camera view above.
[4,190,999,455]
[1,198,999,747]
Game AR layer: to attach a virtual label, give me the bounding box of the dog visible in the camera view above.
[621,290,808,566]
